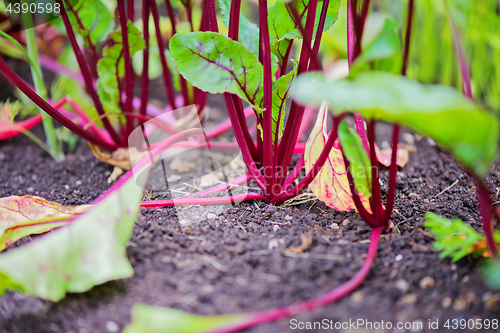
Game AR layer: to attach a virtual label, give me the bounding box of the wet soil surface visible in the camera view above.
[1,123,500,333]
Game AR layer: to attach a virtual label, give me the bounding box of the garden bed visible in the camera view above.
[1,123,499,333]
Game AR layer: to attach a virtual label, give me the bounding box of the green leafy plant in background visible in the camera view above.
[424,213,500,262]
[375,0,500,109]
[425,213,500,290]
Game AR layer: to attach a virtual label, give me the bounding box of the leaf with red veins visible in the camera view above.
[305,103,371,212]
[0,195,90,225]
[170,32,264,112]
[0,196,91,252]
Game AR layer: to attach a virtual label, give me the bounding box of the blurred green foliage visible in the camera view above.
[320,0,500,109]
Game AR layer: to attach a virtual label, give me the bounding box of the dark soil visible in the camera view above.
[1,122,500,333]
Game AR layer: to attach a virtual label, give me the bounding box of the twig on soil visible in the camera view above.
[184,183,202,191]
[283,252,345,260]
[282,193,317,207]
[198,255,229,272]
[411,228,436,240]
[257,273,282,282]
[434,179,459,197]
[235,213,247,233]
[285,230,313,254]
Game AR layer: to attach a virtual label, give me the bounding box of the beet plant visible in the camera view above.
[169,0,342,205]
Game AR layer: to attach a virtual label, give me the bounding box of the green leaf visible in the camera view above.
[219,0,260,58]
[0,172,146,301]
[170,32,264,110]
[268,0,340,42]
[483,259,500,290]
[97,21,145,114]
[0,217,70,252]
[350,16,401,77]
[293,71,499,178]
[271,60,297,140]
[123,304,251,333]
[65,0,114,48]
[337,121,372,198]
[271,38,292,67]
[423,213,484,262]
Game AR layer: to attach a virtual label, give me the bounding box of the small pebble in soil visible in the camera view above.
[395,279,410,293]
[106,321,119,332]
[284,215,293,221]
[268,239,279,249]
[350,291,364,305]
[453,297,468,311]
[77,318,85,327]
[408,193,420,200]
[342,219,350,226]
[399,293,417,306]
[179,219,191,226]
[395,254,403,261]
[402,133,415,144]
[419,276,435,289]
[330,223,339,230]
[442,297,452,309]
[461,275,469,283]
[273,225,280,232]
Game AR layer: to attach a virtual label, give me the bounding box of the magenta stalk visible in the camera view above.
[118,0,136,135]
[0,57,118,151]
[478,182,498,258]
[57,0,122,146]
[309,0,330,71]
[211,227,384,333]
[282,154,305,192]
[347,0,370,154]
[205,107,255,140]
[258,0,276,198]
[94,128,206,204]
[402,0,415,77]
[276,0,320,184]
[149,0,178,110]
[68,100,114,144]
[139,0,150,120]
[0,98,67,140]
[141,193,268,208]
[367,120,383,220]
[272,116,341,204]
[381,125,401,225]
